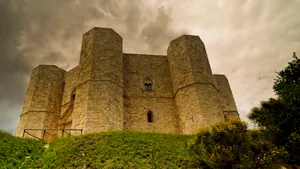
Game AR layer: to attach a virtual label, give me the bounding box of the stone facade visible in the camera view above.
[16,27,239,139]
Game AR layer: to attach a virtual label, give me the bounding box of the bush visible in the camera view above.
[249,53,300,165]
[188,118,287,169]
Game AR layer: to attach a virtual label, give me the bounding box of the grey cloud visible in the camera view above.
[141,6,173,53]
[1,0,299,132]
[0,0,184,131]
[0,0,30,105]
[168,0,299,126]
[140,6,190,53]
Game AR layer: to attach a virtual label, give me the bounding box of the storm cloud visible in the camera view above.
[0,0,299,132]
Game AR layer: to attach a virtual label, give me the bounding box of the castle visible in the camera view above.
[16,27,239,140]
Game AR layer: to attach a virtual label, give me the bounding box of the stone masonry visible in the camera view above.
[16,27,239,140]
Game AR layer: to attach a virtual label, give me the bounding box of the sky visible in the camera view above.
[0,0,299,133]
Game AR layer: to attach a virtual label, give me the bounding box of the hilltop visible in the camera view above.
[0,131,199,168]
[0,130,45,168]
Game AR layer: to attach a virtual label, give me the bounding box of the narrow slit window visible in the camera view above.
[147,111,153,123]
[71,94,76,101]
[71,89,76,102]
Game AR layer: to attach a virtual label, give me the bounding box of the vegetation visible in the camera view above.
[188,118,286,169]
[249,53,300,165]
[0,130,45,168]
[1,131,199,169]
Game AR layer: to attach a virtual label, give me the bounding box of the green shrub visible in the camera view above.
[188,118,287,169]
[249,53,300,165]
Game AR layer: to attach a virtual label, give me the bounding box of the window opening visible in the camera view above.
[143,78,153,91]
[71,94,76,101]
[147,111,153,123]
[144,83,152,90]
[71,89,76,102]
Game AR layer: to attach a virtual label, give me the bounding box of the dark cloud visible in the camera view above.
[166,0,300,124]
[140,6,189,53]
[0,0,185,131]
[0,0,31,104]
[1,0,299,131]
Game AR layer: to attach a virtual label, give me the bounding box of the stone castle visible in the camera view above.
[16,27,239,139]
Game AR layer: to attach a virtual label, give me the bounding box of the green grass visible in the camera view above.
[1,131,200,168]
[0,130,45,169]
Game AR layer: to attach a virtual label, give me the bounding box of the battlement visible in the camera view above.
[17,27,239,140]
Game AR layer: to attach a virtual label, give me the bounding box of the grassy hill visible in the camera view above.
[0,131,199,169]
[0,130,45,168]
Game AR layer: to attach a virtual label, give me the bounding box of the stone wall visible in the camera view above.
[85,81,123,133]
[16,65,65,140]
[123,54,173,97]
[123,54,178,133]
[167,35,224,134]
[59,66,81,136]
[214,74,239,119]
[167,35,216,93]
[61,66,81,106]
[79,28,124,133]
[69,82,89,135]
[124,98,178,133]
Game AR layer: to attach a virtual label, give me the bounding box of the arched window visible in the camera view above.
[144,83,152,90]
[143,78,153,91]
[147,111,153,123]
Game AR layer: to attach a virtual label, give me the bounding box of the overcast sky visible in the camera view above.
[0,0,299,133]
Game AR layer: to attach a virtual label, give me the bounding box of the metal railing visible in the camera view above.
[22,129,83,141]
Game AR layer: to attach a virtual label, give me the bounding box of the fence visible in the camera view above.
[22,129,83,141]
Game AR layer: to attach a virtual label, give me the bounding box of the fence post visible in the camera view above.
[42,130,46,141]
[22,129,25,138]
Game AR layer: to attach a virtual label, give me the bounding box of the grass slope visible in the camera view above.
[0,130,45,168]
[34,131,199,169]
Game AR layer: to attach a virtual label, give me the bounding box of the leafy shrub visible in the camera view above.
[249,53,300,165]
[188,118,287,169]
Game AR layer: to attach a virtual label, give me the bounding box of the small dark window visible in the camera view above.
[147,111,153,123]
[71,89,76,102]
[71,94,76,101]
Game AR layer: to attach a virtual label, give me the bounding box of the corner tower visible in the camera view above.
[77,27,124,133]
[16,65,66,139]
[214,74,239,120]
[167,35,224,134]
